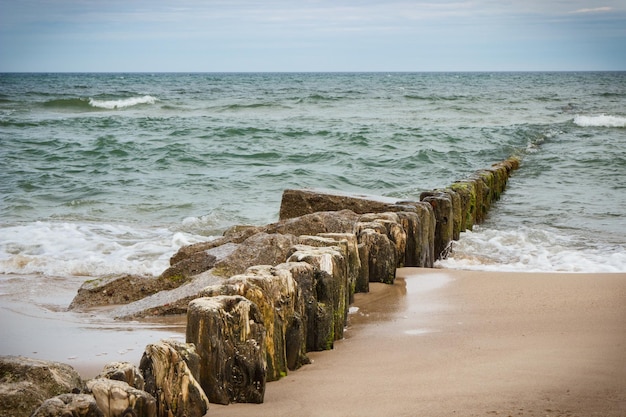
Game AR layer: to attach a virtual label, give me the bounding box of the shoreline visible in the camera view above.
[2,268,625,415]
[0,273,187,378]
[209,268,626,417]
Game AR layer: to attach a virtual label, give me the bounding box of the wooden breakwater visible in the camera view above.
[180,155,521,407]
[16,156,520,417]
[280,155,521,261]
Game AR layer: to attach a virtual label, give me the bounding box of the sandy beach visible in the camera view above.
[209,268,626,417]
[2,268,624,416]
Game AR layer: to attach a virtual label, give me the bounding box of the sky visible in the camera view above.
[0,0,625,72]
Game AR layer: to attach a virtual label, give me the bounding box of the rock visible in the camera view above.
[393,211,421,267]
[449,181,475,232]
[474,170,495,213]
[108,271,223,319]
[357,213,407,268]
[441,188,462,241]
[98,362,145,390]
[279,188,400,220]
[298,234,360,304]
[222,224,263,238]
[317,233,362,301]
[0,356,84,417]
[467,174,489,224]
[287,244,348,348]
[212,232,299,278]
[159,340,202,383]
[272,262,319,353]
[139,340,209,417]
[200,265,307,381]
[411,202,436,267]
[186,295,266,405]
[86,378,156,417]
[31,393,103,417]
[69,274,188,310]
[420,191,454,260]
[355,227,397,284]
[159,251,217,282]
[163,240,240,282]
[169,227,261,266]
[267,209,359,236]
[236,265,309,372]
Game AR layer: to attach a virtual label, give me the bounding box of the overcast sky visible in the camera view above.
[1,0,625,72]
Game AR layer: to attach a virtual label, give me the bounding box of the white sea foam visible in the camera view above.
[573,114,626,128]
[88,95,157,109]
[0,221,207,277]
[437,226,626,273]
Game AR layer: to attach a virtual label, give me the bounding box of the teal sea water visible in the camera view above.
[1,72,625,279]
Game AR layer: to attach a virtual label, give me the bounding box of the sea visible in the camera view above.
[1,72,625,368]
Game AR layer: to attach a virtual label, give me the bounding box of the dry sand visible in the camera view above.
[210,268,626,417]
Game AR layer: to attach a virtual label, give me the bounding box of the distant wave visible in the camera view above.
[42,98,93,110]
[42,95,157,111]
[215,102,291,112]
[89,95,157,109]
[574,114,626,128]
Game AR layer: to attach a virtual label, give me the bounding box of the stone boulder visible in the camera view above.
[31,393,103,417]
[441,188,462,241]
[200,265,307,382]
[186,295,266,405]
[86,378,156,417]
[400,202,436,267]
[271,262,320,354]
[159,251,217,282]
[69,274,191,311]
[449,181,475,232]
[279,188,401,220]
[162,238,242,282]
[357,213,407,268]
[107,271,224,319]
[169,226,261,266]
[212,232,299,278]
[392,211,421,267]
[97,362,144,390]
[268,209,359,236]
[355,226,397,285]
[307,233,362,301]
[287,244,348,349]
[420,191,454,260]
[0,356,84,417]
[139,340,209,417]
[162,210,358,292]
[466,174,489,224]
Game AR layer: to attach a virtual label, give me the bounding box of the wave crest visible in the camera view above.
[574,114,626,128]
[89,95,157,109]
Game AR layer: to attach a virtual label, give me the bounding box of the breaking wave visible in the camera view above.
[88,95,157,109]
[0,221,206,277]
[437,226,626,273]
[573,114,626,128]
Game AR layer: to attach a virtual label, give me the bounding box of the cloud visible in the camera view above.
[569,6,613,14]
[1,0,625,71]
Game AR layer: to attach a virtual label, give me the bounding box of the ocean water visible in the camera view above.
[1,72,625,281]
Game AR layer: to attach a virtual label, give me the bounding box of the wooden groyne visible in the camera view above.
[280,155,520,261]
[11,157,520,417]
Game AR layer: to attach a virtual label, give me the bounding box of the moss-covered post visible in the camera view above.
[186,296,266,405]
[420,191,454,260]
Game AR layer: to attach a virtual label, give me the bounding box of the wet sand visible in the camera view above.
[0,273,187,377]
[2,269,625,415]
[210,268,626,417]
